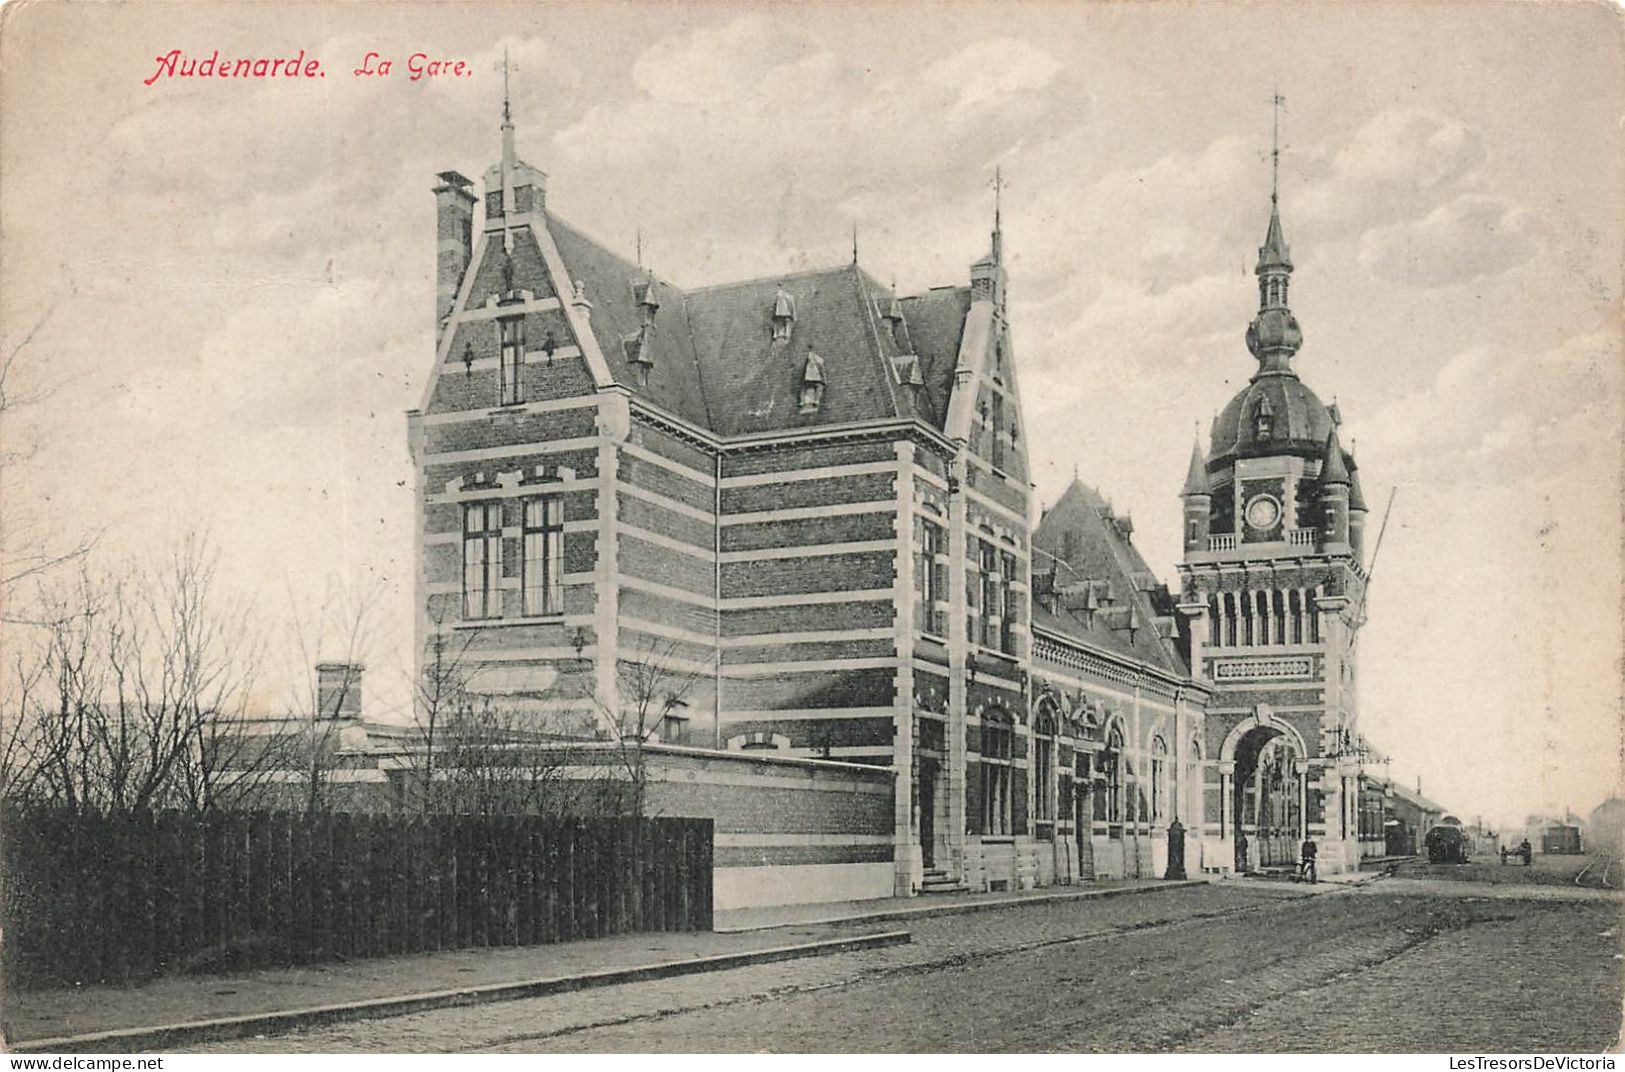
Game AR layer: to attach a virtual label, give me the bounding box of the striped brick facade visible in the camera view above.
[406,117,1213,901]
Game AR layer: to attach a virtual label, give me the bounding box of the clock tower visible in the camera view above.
[1176,159,1371,876]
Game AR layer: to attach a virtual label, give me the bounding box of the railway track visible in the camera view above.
[1574,851,1616,889]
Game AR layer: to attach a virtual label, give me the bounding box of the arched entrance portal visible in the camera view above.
[1232,726,1306,873]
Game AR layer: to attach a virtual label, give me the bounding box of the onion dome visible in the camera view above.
[1245,199,1302,373]
[1211,375,1336,464]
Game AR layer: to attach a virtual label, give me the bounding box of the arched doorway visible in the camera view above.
[1231,725,1305,872]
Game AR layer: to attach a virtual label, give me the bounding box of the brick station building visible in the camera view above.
[403,99,1371,899]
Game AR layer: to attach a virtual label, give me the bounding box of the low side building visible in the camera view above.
[1030,482,1210,883]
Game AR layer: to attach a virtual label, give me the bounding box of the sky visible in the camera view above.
[1,1,1620,829]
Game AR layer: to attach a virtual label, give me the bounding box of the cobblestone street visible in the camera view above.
[184,866,1624,1053]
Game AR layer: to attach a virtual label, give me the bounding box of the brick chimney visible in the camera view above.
[315,662,364,721]
[433,171,476,328]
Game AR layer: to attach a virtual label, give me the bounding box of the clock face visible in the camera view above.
[1245,494,1282,531]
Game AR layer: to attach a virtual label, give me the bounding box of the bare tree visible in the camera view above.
[0,306,102,611]
[406,614,621,816]
[407,607,479,812]
[282,574,382,814]
[3,535,265,815]
[591,637,708,818]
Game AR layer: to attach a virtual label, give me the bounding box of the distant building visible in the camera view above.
[1588,797,1625,853]
[1359,777,1445,857]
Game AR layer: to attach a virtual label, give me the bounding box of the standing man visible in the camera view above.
[1300,835,1318,883]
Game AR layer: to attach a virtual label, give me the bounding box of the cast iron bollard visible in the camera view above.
[1165,819,1187,879]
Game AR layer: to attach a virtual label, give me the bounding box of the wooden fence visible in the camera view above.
[0,809,713,990]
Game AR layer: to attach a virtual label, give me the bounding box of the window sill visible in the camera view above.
[979,835,1016,844]
[454,614,567,630]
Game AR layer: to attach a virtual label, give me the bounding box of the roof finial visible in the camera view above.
[988,165,1008,264]
[1269,88,1285,208]
[851,222,859,265]
[636,225,643,269]
[991,164,1005,230]
[497,45,518,195]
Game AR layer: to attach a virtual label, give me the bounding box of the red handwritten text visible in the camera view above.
[354,52,473,80]
[144,49,323,85]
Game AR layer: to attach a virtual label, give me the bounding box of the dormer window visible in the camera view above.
[1254,397,1274,441]
[634,277,660,319]
[623,323,655,387]
[771,286,797,341]
[798,348,825,415]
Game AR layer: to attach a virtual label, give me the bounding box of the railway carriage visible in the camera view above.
[1424,820,1471,864]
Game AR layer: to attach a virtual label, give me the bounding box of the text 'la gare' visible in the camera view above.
[354,52,473,80]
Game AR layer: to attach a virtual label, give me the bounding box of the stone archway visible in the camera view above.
[1228,723,1306,873]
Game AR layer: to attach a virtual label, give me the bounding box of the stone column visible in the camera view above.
[892,441,919,895]
[946,454,970,880]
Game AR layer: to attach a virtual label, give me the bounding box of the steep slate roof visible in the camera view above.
[1032,480,1187,675]
[544,213,967,437]
[548,217,712,428]
[684,265,900,436]
[898,286,973,429]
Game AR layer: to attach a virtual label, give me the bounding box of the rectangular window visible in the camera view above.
[979,541,1002,649]
[913,516,947,637]
[990,392,1006,471]
[999,550,1019,655]
[499,317,525,406]
[521,495,564,617]
[462,501,503,620]
[980,720,1013,836]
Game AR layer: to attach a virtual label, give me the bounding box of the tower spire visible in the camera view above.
[1245,91,1300,375]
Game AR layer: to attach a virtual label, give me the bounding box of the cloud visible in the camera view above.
[552,19,1073,285]
[1292,108,1491,238]
[1360,329,1621,486]
[1356,193,1541,288]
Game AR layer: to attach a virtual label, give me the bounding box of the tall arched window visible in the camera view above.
[1189,734,1204,829]
[1034,707,1057,833]
[1151,736,1169,823]
[980,709,1014,837]
[1102,723,1125,830]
